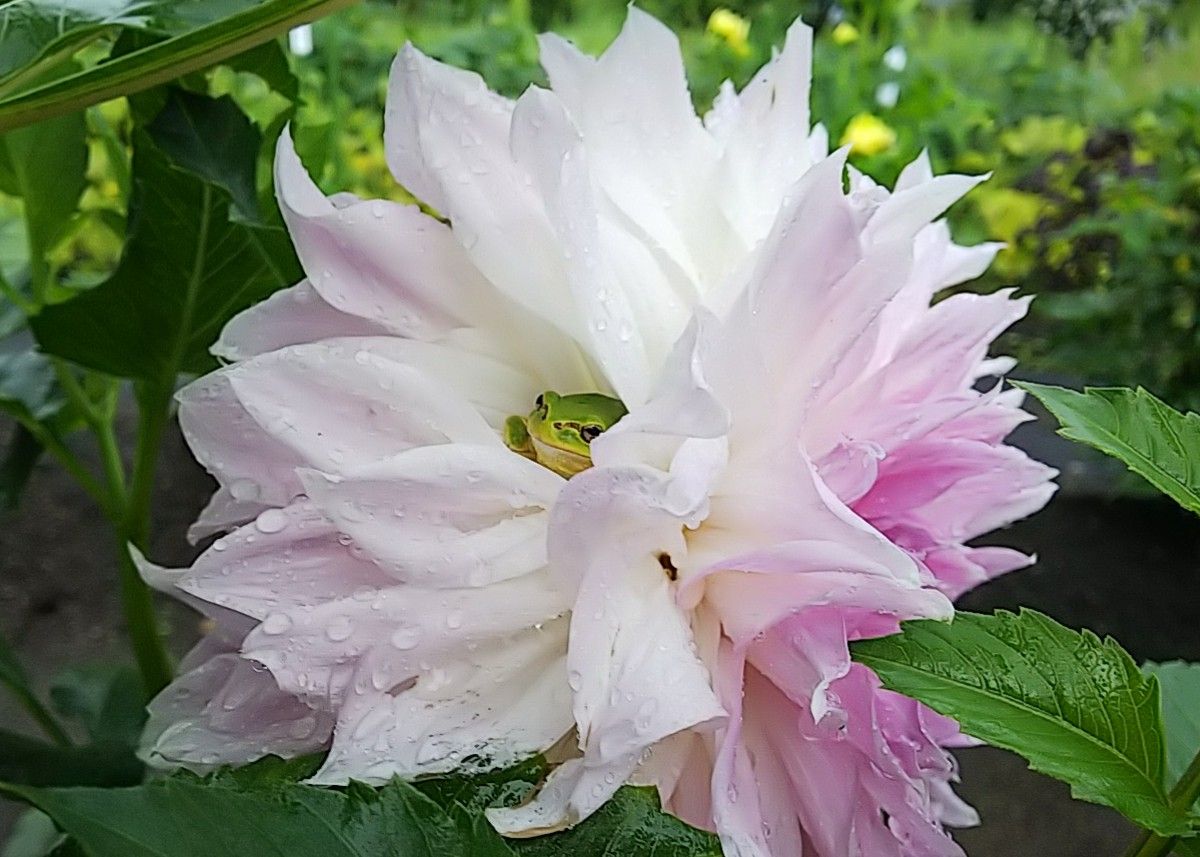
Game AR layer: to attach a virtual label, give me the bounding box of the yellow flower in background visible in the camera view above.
[831,21,860,45]
[840,112,897,155]
[707,8,751,56]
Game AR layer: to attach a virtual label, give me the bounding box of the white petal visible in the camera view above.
[496,465,726,834]
[187,486,269,542]
[177,371,307,507]
[866,171,987,246]
[384,43,512,215]
[592,312,730,473]
[178,500,390,619]
[298,444,564,588]
[130,547,255,635]
[538,10,725,288]
[242,569,568,708]
[142,652,331,771]
[385,45,583,344]
[212,280,388,362]
[311,618,571,783]
[510,86,656,404]
[223,339,500,475]
[275,131,494,337]
[709,18,817,246]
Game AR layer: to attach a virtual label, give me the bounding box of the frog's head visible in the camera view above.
[519,391,628,478]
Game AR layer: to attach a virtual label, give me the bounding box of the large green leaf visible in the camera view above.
[414,755,548,814]
[1,808,62,857]
[1144,662,1200,794]
[0,729,142,788]
[30,94,300,381]
[0,1,147,97]
[515,786,723,857]
[1,111,88,291]
[144,88,262,221]
[49,665,146,748]
[1144,663,1200,855]
[2,776,518,857]
[4,756,725,857]
[852,609,1194,836]
[0,0,355,133]
[1019,383,1200,515]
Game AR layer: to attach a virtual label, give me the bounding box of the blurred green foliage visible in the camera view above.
[3,0,1200,405]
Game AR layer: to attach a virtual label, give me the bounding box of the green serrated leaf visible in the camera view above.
[1,775,518,857]
[1019,383,1200,515]
[30,117,299,381]
[0,0,355,134]
[50,665,146,748]
[0,729,142,788]
[414,755,548,812]
[512,786,723,857]
[852,609,1192,836]
[145,89,262,222]
[204,753,326,788]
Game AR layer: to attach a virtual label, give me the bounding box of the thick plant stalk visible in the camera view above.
[118,383,176,699]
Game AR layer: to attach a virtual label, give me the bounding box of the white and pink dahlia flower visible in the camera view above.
[138,9,1055,857]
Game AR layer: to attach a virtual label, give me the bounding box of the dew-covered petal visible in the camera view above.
[242,569,569,708]
[141,652,333,772]
[510,86,662,405]
[298,443,564,588]
[275,130,495,338]
[311,618,571,783]
[385,45,583,344]
[537,9,724,289]
[178,500,391,619]
[222,339,500,474]
[212,280,389,363]
[177,370,308,507]
[493,465,727,835]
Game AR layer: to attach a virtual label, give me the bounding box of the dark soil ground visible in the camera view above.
[2,405,1198,856]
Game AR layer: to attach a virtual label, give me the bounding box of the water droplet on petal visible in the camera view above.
[326,615,354,642]
[229,478,259,502]
[391,625,422,650]
[262,612,292,635]
[255,508,288,534]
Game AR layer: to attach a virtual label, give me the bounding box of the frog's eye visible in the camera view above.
[535,394,545,408]
[579,424,604,444]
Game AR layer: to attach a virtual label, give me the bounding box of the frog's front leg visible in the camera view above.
[503,415,537,461]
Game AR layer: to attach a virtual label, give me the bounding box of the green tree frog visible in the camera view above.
[504,391,628,478]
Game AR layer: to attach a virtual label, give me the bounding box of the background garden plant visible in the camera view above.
[0,1,1198,855]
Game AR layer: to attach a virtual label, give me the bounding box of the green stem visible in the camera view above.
[117,381,175,700]
[1122,749,1200,857]
[11,685,72,747]
[52,363,128,505]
